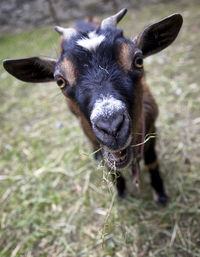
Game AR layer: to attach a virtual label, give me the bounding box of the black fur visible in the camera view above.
[56,28,141,122]
[144,136,168,205]
[111,172,126,198]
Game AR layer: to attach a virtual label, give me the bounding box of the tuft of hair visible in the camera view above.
[76,32,105,52]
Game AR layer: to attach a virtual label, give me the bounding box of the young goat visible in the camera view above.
[3,9,183,205]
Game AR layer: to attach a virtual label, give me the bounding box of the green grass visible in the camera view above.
[1,1,200,256]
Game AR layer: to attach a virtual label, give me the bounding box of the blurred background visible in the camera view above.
[0,0,197,33]
[1,0,148,33]
[0,0,200,256]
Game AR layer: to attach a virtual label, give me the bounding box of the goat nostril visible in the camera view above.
[96,125,108,135]
[115,114,124,133]
[95,120,111,135]
[95,114,125,137]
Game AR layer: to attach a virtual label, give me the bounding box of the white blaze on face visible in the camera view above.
[90,95,125,123]
[76,31,105,51]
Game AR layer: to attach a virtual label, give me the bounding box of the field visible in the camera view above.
[0,1,200,256]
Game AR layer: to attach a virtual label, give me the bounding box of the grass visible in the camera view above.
[0,1,200,256]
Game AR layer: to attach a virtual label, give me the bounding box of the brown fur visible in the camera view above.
[128,75,158,146]
[131,77,143,144]
[142,76,159,134]
[118,42,135,71]
[60,58,77,86]
[66,97,99,149]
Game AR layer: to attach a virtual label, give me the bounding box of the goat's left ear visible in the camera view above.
[134,13,183,57]
[3,57,57,83]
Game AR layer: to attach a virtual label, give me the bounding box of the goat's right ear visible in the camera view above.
[134,13,183,57]
[3,57,57,83]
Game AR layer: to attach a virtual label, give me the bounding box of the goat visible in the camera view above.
[3,9,183,205]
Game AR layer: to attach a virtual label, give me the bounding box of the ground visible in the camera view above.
[0,1,200,256]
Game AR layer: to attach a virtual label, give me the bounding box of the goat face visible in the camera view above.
[3,9,183,170]
[54,28,144,169]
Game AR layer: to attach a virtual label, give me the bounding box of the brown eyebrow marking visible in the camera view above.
[60,57,77,86]
[118,42,135,71]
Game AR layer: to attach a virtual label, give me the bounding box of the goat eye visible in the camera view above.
[56,77,67,89]
[134,56,143,68]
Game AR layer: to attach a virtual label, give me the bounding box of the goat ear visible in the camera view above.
[134,13,183,57]
[3,57,57,83]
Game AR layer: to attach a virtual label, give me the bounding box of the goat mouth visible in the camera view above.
[102,145,132,169]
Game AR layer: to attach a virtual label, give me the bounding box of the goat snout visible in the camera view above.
[90,96,131,151]
[95,113,124,137]
[91,111,131,151]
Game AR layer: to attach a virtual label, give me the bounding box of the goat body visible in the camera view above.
[3,9,183,205]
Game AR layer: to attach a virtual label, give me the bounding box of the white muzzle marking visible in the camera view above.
[90,95,125,123]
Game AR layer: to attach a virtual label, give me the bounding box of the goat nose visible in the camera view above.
[95,114,124,136]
